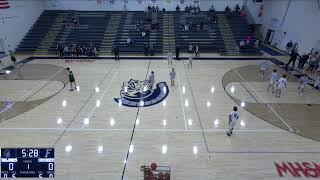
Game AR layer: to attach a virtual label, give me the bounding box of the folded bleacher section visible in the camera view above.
[226,14,261,55]
[16,10,261,56]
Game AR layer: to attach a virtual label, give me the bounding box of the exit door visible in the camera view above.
[264,29,275,45]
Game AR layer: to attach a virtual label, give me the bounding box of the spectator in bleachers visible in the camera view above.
[209,5,215,11]
[235,4,240,14]
[254,39,260,50]
[127,37,133,46]
[239,40,245,49]
[123,5,127,14]
[144,43,149,56]
[184,24,189,31]
[149,43,154,56]
[176,45,180,60]
[57,43,64,58]
[240,10,247,17]
[63,45,69,57]
[307,52,320,72]
[188,44,193,54]
[162,8,166,12]
[152,6,156,13]
[176,5,180,12]
[185,6,189,12]
[225,6,231,18]
[142,31,146,39]
[156,6,159,13]
[245,35,252,45]
[196,6,201,14]
[113,46,120,61]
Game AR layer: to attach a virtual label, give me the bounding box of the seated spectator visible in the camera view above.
[127,37,133,46]
[245,35,252,45]
[254,39,259,49]
[152,6,156,13]
[185,6,189,12]
[184,24,189,31]
[209,5,215,11]
[239,40,246,49]
[162,8,166,12]
[63,45,69,57]
[176,5,180,12]
[93,46,98,57]
[141,31,146,38]
[196,6,201,13]
[235,4,240,13]
[188,44,193,53]
[156,6,159,13]
[225,6,231,18]
[240,10,247,17]
[57,43,64,58]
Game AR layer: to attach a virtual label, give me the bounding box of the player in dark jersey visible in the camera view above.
[66,67,77,91]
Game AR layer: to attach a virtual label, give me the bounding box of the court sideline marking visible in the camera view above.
[177,71,188,130]
[234,69,294,132]
[182,60,211,155]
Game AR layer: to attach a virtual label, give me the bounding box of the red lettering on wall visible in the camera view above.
[302,162,318,177]
[274,162,297,177]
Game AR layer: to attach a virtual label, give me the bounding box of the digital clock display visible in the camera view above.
[1,148,54,178]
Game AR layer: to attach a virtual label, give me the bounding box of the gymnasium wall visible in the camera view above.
[246,0,320,53]
[0,0,46,53]
[46,0,245,11]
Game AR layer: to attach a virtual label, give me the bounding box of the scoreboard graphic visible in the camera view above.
[1,148,54,178]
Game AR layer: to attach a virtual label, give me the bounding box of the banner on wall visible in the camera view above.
[0,0,10,9]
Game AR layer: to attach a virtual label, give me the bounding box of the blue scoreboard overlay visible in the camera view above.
[1,148,54,178]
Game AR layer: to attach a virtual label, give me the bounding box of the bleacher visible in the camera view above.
[16,10,62,53]
[16,10,261,56]
[227,14,260,55]
[173,11,225,53]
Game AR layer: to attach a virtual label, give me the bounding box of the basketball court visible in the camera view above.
[1,54,320,179]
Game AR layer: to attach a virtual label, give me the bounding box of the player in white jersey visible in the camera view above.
[258,60,269,79]
[227,106,239,137]
[169,68,176,86]
[275,74,287,97]
[267,69,278,93]
[298,75,309,96]
[187,53,193,68]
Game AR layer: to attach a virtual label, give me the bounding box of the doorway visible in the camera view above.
[264,29,275,45]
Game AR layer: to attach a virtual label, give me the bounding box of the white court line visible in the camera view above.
[85,70,118,122]
[0,127,284,132]
[177,71,187,130]
[0,68,64,114]
[234,70,294,132]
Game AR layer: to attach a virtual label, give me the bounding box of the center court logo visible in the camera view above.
[114,79,169,107]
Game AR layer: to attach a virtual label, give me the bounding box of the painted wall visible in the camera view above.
[0,0,46,53]
[47,0,245,11]
[246,0,320,53]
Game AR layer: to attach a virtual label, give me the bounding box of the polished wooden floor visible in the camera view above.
[0,55,320,179]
